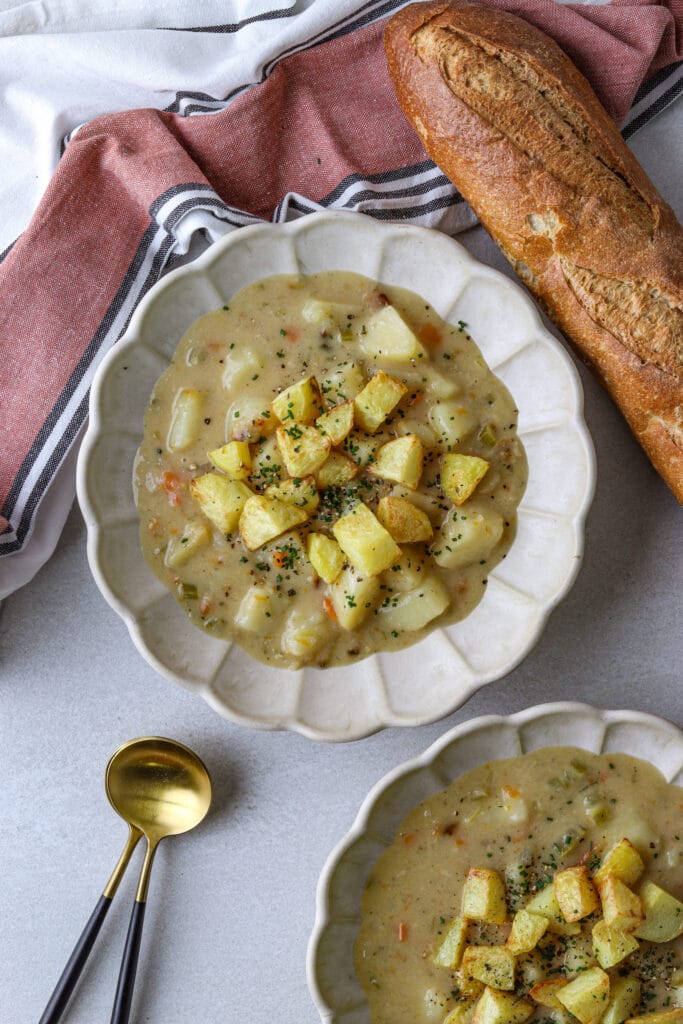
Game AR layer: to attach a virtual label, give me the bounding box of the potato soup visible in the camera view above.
[134,271,526,669]
[355,747,683,1024]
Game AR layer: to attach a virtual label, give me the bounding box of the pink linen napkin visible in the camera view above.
[1,0,681,577]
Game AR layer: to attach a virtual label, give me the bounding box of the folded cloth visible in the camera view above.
[1,0,681,599]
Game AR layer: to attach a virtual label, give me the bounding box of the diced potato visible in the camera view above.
[276,424,331,477]
[564,937,597,977]
[626,1011,683,1024]
[376,575,450,632]
[316,401,355,444]
[320,361,366,405]
[432,917,468,969]
[332,502,401,578]
[392,484,444,524]
[164,517,211,568]
[506,909,548,955]
[190,474,253,534]
[555,867,600,923]
[471,987,533,1024]
[265,475,319,514]
[342,430,382,468]
[238,494,308,551]
[399,365,460,400]
[456,973,486,1001]
[500,786,528,824]
[526,883,581,936]
[529,980,569,1010]
[601,976,640,1024]
[462,868,507,924]
[369,435,424,490]
[444,1002,478,1024]
[598,876,644,933]
[441,454,490,506]
[251,434,282,485]
[462,947,515,992]
[358,305,427,363]
[634,882,683,942]
[431,508,504,570]
[428,401,478,447]
[228,395,277,440]
[302,298,360,335]
[167,388,203,451]
[394,415,439,448]
[234,586,275,632]
[592,919,639,968]
[315,451,358,489]
[556,966,610,1024]
[376,496,433,543]
[354,370,407,433]
[594,839,645,889]
[208,440,252,480]
[280,603,326,660]
[328,567,380,630]
[222,348,263,390]
[271,375,323,424]
[307,533,344,585]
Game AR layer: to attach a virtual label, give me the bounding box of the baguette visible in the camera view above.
[384,2,683,504]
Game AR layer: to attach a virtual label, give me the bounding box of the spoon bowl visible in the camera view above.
[105,736,212,842]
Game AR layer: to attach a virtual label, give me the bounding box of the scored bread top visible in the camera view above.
[385,2,683,503]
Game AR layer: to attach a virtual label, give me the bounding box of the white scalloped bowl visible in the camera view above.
[307,702,683,1021]
[77,212,595,741]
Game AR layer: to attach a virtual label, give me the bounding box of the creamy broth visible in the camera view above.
[134,271,526,669]
[355,748,683,1024]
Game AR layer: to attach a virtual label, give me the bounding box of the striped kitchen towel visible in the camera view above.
[1,0,681,598]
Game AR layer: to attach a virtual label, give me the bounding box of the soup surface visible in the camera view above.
[355,747,683,1024]
[135,271,526,669]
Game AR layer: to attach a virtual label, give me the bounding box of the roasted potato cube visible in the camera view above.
[271,375,323,424]
[376,496,433,543]
[316,401,355,444]
[208,440,252,480]
[353,370,407,433]
[529,980,569,1010]
[431,508,504,571]
[525,883,581,936]
[592,919,639,968]
[598,876,644,932]
[332,502,401,578]
[238,494,308,550]
[276,424,331,477]
[441,454,490,506]
[307,533,344,585]
[601,976,640,1024]
[234,585,276,632]
[556,966,610,1024]
[190,474,253,534]
[342,430,382,467]
[359,305,427,363]
[428,401,478,447]
[369,435,424,490]
[164,517,211,568]
[167,387,203,451]
[626,1011,683,1024]
[462,946,515,992]
[265,475,319,514]
[594,839,645,889]
[315,451,358,489]
[462,868,507,924]
[471,987,533,1024]
[555,866,600,922]
[444,1002,478,1024]
[432,917,468,969]
[328,567,380,630]
[376,575,450,632]
[634,882,683,942]
[506,909,548,954]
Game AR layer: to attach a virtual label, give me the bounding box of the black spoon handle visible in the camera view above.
[110,900,146,1024]
[38,894,112,1024]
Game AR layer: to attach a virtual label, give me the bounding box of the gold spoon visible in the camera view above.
[39,737,212,1024]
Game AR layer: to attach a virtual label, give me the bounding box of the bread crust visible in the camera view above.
[385,1,683,503]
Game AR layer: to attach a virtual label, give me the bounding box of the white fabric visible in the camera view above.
[0,0,673,601]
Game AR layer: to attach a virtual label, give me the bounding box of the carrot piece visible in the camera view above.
[418,322,441,346]
[273,551,287,569]
[398,921,408,942]
[322,596,337,622]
